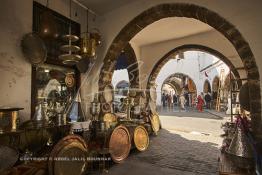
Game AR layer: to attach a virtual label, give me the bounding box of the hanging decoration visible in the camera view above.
[80,9,101,59]
[59,0,82,65]
[39,0,58,39]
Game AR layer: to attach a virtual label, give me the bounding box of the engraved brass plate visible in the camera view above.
[48,135,88,175]
[150,114,160,134]
[109,125,131,163]
[134,126,149,152]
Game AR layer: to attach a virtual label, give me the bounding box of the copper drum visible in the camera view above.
[108,125,131,163]
[125,124,149,151]
[133,125,149,152]
[48,134,88,175]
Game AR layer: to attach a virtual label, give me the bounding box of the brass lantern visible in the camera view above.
[81,9,101,58]
[81,29,101,58]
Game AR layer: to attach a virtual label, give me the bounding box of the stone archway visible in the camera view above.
[98,3,261,136]
[147,44,242,88]
[159,72,197,106]
[162,82,180,95]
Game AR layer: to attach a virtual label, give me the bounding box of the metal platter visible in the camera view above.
[103,113,117,130]
[48,135,88,175]
[0,145,19,172]
[134,126,149,152]
[103,113,117,123]
[60,45,81,53]
[103,85,114,103]
[150,114,160,134]
[59,54,82,65]
[65,74,75,88]
[109,125,131,163]
[62,34,79,42]
[21,33,47,65]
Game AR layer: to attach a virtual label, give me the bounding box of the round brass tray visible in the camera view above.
[59,54,82,65]
[21,33,47,65]
[48,135,88,175]
[60,45,81,53]
[109,125,131,163]
[103,113,117,122]
[150,114,160,134]
[134,126,149,152]
[62,35,79,42]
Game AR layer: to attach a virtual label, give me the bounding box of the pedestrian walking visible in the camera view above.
[197,93,204,112]
[161,93,166,107]
[180,94,186,110]
[204,93,212,109]
[173,94,177,107]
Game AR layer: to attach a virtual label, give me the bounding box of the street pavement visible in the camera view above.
[97,109,230,175]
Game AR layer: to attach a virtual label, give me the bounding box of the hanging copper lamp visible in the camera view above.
[39,0,58,39]
[80,9,101,58]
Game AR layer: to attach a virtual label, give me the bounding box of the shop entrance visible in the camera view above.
[98,3,261,175]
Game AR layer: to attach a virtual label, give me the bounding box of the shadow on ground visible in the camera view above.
[91,129,220,175]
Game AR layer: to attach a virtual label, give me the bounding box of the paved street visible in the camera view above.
[99,110,230,175]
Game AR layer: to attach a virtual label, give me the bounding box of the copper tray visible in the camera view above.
[108,125,131,163]
[48,135,88,175]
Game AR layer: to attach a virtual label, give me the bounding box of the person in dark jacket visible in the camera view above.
[173,94,177,107]
[161,93,166,107]
[204,93,212,109]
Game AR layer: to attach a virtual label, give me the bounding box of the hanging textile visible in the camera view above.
[115,54,128,70]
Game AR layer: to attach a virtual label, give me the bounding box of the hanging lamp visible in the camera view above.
[80,9,101,59]
[59,0,82,65]
[39,0,58,39]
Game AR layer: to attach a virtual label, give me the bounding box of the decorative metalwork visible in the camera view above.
[150,114,160,134]
[134,126,149,152]
[21,33,47,65]
[103,113,117,130]
[48,135,88,175]
[80,8,101,59]
[59,0,81,65]
[109,125,131,163]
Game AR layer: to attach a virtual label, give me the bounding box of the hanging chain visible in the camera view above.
[86,9,88,33]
